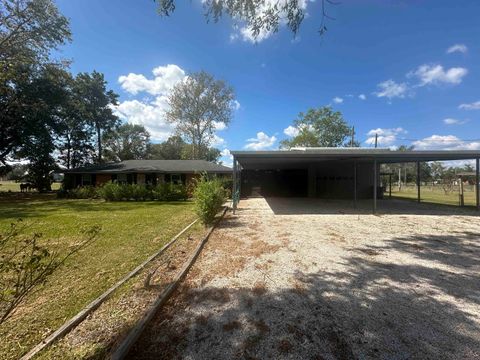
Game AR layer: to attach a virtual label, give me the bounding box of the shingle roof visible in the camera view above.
[66,160,232,174]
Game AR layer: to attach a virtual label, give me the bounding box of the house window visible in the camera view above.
[117,173,127,184]
[82,174,92,186]
[171,174,182,185]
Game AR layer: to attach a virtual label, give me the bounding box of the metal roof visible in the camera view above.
[231,148,480,165]
[66,160,232,174]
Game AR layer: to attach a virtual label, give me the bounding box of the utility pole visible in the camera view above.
[374,133,378,148]
[350,126,355,147]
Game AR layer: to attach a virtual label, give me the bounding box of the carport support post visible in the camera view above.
[373,159,377,213]
[416,161,421,203]
[353,161,357,209]
[233,157,237,214]
[476,158,479,211]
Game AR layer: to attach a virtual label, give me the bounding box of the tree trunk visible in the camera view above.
[96,124,102,163]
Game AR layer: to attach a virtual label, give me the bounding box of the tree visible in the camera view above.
[103,123,151,162]
[74,71,119,163]
[147,135,185,160]
[154,0,336,40]
[0,0,71,166]
[165,71,235,159]
[280,107,354,149]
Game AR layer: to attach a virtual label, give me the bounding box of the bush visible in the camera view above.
[97,182,188,201]
[152,183,188,201]
[56,186,97,199]
[97,182,124,201]
[193,177,227,225]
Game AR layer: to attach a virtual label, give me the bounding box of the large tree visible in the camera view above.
[147,135,222,163]
[74,71,119,163]
[0,0,71,165]
[165,71,235,160]
[281,107,355,149]
[154,0,335,40]
[103,123,150,162]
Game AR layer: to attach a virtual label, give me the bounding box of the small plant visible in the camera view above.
[0,220,100,324]
[193,176,227,225]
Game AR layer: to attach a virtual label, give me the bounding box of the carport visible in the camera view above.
[231,148,480,213]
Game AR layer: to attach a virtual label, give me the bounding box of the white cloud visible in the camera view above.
[447,44,468,54]
[459,100,480,110]
[410,64,468,86]
[412,135,480,150]
[365,127,407,146]
[220,148,233,167]
[244,132,277,150]
[114,98,174,141]
[358,94,367,100]
[118,64,185,95]
[213,121,227,131]
[443,118,467,125]
[211,134,226,147]
[283,125,299,137]
[374,80,408,99]
[333,97,343,104]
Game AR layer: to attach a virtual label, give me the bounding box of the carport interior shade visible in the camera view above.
[241,169,308,197]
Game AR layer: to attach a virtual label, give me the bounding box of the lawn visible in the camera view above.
[0,181,62,192]
[0,193,196,360]
[386,184,477,207]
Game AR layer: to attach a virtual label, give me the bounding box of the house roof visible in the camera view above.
[231,148,480,168]
[66,160,232,174]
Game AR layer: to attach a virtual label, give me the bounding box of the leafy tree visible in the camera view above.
[0,0,71,165]
[147,135,185,160]
[280,107,354,148]
[57,73,96,169]
[103,123,151,162]
[165,71,235,160]
[154,0,335,40]
[147,135,222,163]
[74,71,119,163]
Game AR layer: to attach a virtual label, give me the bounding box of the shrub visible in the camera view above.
[130,184,152,201]
[152,183,188,201]
[97,182,124,201]
[56,186,97,199]
[193,177,227,225]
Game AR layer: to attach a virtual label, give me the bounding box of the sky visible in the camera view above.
[54,0,480,166]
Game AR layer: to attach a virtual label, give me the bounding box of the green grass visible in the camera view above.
[386,185,477,207]
[0,181,61,192]
[0,193,196,360]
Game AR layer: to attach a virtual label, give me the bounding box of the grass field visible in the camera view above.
[0,181,61,192]
[0,193,197,359]
[385,184,477,207]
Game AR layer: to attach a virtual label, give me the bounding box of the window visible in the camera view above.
[171,174,182,185]
[117,173,127,184]
[82,174,92,186]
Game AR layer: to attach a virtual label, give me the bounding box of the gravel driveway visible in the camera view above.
[131,197,480,360]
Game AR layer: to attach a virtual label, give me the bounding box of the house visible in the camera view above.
[230,148,480,212]
[63,159,232,189]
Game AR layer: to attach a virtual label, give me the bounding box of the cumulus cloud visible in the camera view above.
[114,98,174,141]
[118,64,185,95]
[374,80,408,99]
[232,100,241,111]
[244,132,277,150]
[447,44,468,54]
[358,94,367,100]
[409,64,468,86]
[459,100,480,110]
[219,148,233,167]
[412,135,480,150]
[333,97,343,104]
[365,127,407,146]
[283,125,299,137]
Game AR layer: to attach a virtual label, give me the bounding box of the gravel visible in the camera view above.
[131,197,480,360]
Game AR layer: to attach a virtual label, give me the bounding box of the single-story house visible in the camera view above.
[64,159,232,189]
[230,148,480,212]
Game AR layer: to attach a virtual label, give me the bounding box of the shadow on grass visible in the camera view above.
[127,230,480,360]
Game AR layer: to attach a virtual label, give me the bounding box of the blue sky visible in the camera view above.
[55,0,480,165]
